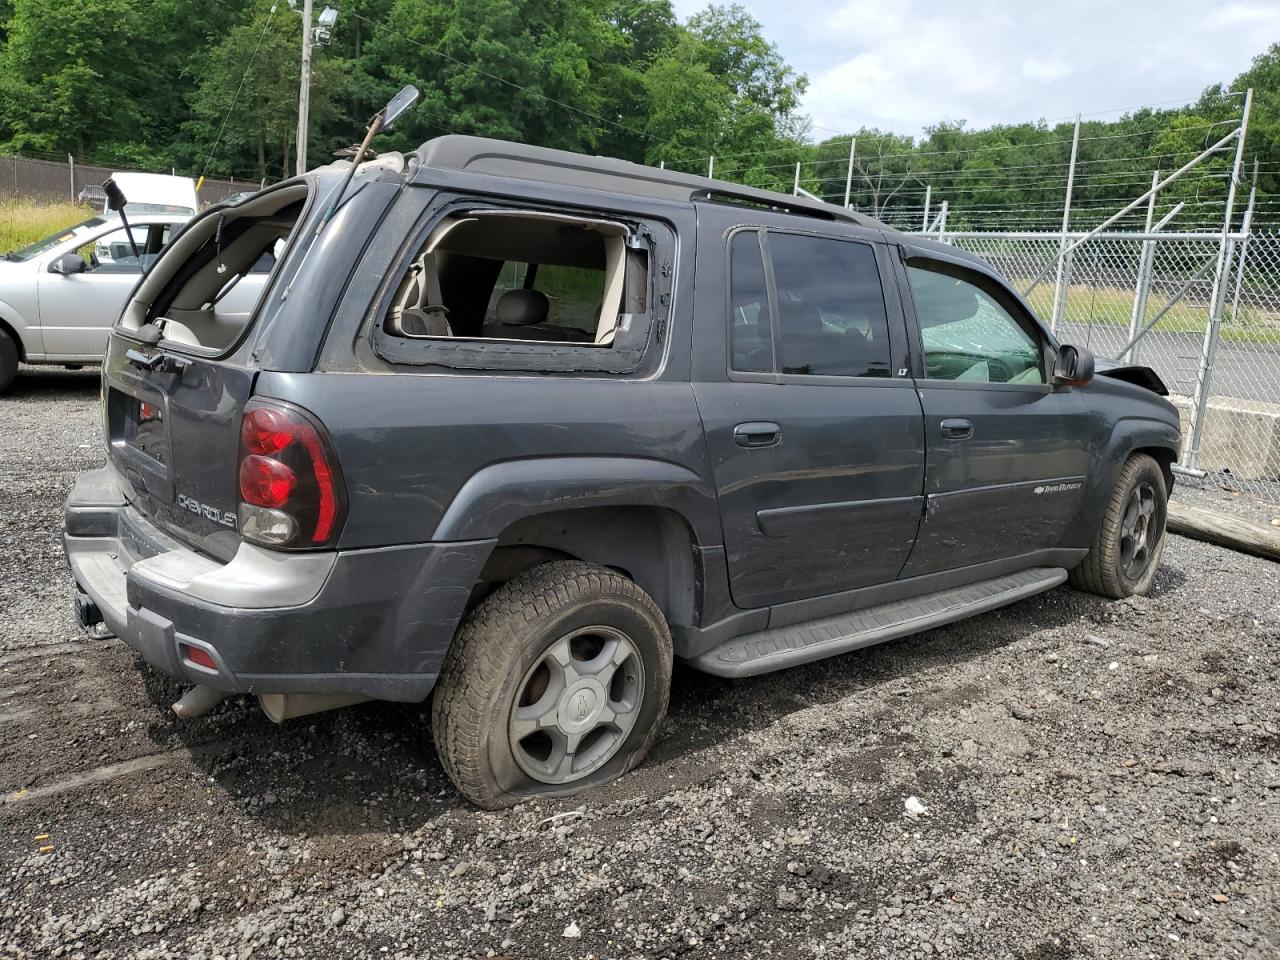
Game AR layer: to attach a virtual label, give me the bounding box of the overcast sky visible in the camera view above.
[672,0,1274,140]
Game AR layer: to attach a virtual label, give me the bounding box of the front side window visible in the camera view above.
[81,223,175,274]
[907,263,1044,384]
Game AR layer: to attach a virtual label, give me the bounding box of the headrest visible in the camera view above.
[496,288,550,326]
[779,299,822,335]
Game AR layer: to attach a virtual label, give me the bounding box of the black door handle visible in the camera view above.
[734,421,781,448]
[940,418,973,440]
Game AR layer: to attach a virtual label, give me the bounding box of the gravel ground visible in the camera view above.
[2,366,1279,960]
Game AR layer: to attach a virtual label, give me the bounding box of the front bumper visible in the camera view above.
[63,466,494,702]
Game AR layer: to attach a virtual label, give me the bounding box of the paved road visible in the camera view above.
[1060,322,1280,404]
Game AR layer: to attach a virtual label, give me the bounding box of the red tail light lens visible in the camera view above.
[237,401,345,548]
[239,455,297,508]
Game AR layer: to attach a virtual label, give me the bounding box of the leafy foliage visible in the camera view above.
[0,1,1275,226]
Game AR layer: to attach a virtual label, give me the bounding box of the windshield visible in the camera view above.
[3,217,107,262]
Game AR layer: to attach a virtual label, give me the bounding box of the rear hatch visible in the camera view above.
[104,341,255,561]
[104,183,312,561]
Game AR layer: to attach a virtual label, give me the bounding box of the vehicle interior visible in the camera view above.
[385,210,647,347]
[908,264,1045,384]
[81,223,174,273]
[118,184,308,351]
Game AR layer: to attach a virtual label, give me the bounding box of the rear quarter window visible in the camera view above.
[372,204,672,375]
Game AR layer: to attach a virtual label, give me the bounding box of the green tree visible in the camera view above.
[1229,43,1280,214]
[362,0,623,156]
[184,6,345,180]
[0,0,151,154]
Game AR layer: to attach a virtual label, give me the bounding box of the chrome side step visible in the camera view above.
[689,566,1068,678]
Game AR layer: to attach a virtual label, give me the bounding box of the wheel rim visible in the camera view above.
[507,625,645,785]
[1119,481,1159,581]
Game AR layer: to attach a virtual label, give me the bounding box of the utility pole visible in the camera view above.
[296,0,313,176]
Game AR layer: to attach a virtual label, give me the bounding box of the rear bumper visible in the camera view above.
[64,466,493,702]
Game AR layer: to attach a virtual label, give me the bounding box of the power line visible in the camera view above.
[199,1,280,185]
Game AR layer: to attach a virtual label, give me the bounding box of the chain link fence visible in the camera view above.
[1,152,262,207]
[918,227,1280,503]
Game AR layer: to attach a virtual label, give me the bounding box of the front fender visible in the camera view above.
[1068,415,1180,548]
[431,456,720,545]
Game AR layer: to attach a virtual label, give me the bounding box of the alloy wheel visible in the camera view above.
[507,626,645,785]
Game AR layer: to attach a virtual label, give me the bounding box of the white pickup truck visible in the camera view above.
[0,198,267,394]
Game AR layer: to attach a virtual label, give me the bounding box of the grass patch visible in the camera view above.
[1016,279,1280,345]
[0,200,94,255]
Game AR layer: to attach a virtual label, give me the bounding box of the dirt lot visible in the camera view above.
[2,368,1279,960]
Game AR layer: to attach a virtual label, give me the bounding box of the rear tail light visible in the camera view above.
[237,401,346,548]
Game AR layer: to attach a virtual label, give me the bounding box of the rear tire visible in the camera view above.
[0,329,18,395]
[432,560,672,809]
[1069,453,1168,599]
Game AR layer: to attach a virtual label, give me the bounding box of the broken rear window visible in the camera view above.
[374,207,659,374]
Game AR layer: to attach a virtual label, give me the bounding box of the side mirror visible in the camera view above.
[380,84,420,132]
[1053,344,1095,385]
[48,253,86,275]
[103,178,127,212]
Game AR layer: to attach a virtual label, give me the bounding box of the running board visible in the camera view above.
[689,567,1068,678]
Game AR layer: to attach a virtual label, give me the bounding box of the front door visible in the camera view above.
[896,253,1093,578]
[693,214,926,610]
[38,221,175,357]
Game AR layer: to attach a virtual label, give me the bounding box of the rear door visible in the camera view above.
[693,209,926,610]
[896,253,1093,578]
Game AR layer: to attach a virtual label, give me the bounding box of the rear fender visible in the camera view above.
[431,456,721,546]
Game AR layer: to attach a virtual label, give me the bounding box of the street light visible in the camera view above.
[315,6,338,45]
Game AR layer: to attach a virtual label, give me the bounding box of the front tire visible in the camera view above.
[432,561,672,809]
[1069,453,1168,599]
[0,329,18,395]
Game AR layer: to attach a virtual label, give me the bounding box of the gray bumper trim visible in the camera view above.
[64,466,495,702]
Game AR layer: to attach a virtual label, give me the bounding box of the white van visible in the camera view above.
[100,172,199,216]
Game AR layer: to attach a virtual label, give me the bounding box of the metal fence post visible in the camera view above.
[921,185,931,232]
[707,155,714,179]
[1050,115,1081,335]
[1226,165,1258,330]
[68,154,75,201]
[843,138,856,208]
[1185,88,1252,470]
[1124,170,1160,364]
[793,161,801,196]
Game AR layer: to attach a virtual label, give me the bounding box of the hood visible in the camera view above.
[1093,359,1169,396]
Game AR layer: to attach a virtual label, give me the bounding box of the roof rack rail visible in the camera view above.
[413,135,878,228]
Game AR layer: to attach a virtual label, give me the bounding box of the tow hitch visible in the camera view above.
[73,588,114,639]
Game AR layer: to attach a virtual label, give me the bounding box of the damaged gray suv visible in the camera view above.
[64,133,1180,808]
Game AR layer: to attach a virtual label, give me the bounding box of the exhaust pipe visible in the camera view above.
[172,684,229,719]
[258,692,370,723]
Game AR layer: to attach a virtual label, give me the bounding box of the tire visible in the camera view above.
[431,560,673,809]
[1069,453,1168,599]
[0,329,18,395]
